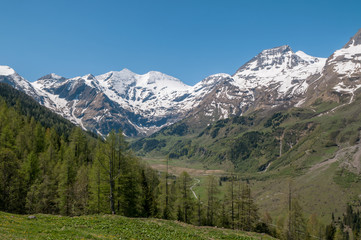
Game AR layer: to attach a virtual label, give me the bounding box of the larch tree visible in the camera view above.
[206,175,219,226]
[178,171,195,224]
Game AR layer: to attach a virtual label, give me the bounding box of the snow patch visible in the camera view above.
[0,66,15,76]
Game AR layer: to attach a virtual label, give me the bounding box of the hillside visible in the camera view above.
[0,83,76,138]
[132,89,361,222]
[0,211,274,240]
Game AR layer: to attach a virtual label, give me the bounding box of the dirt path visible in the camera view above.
[190,178,200,200]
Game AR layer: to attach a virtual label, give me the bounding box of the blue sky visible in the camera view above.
[1,0,361,85]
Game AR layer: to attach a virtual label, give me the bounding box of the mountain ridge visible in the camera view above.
[1,29,360,137]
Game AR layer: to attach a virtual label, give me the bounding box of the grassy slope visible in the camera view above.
[0,212,274,240]
[133,93,361,223]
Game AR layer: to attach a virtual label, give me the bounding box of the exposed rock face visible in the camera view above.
[32,70,188,136]
[1,29,360,136]
[184,45,326,128]
[304,29,361,105]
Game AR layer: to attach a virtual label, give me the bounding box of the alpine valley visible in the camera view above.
[1,28,361,224]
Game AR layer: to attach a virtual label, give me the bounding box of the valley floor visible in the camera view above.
[0,211,275,240]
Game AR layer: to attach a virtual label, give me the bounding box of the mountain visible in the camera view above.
[0,82,76,138]
[31,46,326,136]
[182,45,326,130]
[0,29,360,138]
[131,30,361,221]
[0,66,44,103]
[302,28,361,105]
[31,69,194,136]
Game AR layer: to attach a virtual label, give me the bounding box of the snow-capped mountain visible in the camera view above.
[31,70,194,136]
[0,65,43,102]
[182,45,326,127]
[1,28,360,137]
[95,69,191,118]
[303,28,361,105]
[232,45,326,99]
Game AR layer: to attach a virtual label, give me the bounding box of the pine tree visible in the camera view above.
[22,151,40,187]
[163,158,171,219]
[140,168,158,217]
[26,174,58,214]
[285,198,307,240]
[206,175,219,226]
[90,130,130,215]
[240,183,258,231]
[225,174,236,229]
[58,147,76,215]
[73,164,89,215]
[0,148,22,212]
[118,155,141,217]
[88,143,109,214]
[178,171,194,223]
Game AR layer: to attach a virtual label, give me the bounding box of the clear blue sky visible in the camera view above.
[1,0,361,85]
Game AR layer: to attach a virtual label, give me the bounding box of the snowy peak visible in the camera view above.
[327,29,361,77]
[295,51,322,64]
[38,73,66,81]
[0,65,16,76]
[193,73,232,91]
[260,45,292,56]
[235,45,324,76]
[35,73,67,89]
[96,69,190,99]
[353,28,361,45]
[138,71,189,90]
[344,28,361,47]
[0,65,43,103]
[232,45,326,98]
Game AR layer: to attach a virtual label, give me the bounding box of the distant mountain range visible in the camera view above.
[1,29,360,137]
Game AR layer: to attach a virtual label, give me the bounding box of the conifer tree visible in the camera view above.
[206,175,219,226]
[92,130,128,215]
[88,141,109,213]
[178,171,194,223]
[163,158,171,219]
[140,168,159,217]
[240,183,258,231]
[0,148,21,212]
[285,198,307,240]
[58,147,76,215]
[73,164,89,215]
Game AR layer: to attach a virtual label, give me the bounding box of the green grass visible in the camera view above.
[0,211,275,240]
[333,168,360,188]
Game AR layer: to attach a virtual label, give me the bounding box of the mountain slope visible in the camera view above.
[0,82,76,138]
[0,66,44,103]
[31,69,194,136]
[303,28,361,105]
[181,46,326,130]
